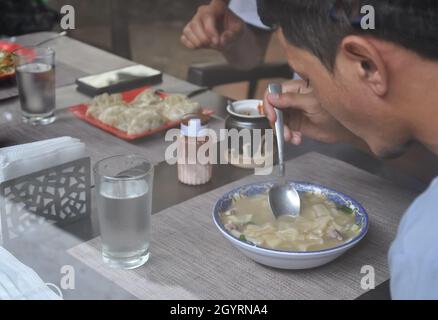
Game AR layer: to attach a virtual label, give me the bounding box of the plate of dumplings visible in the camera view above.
[70,86,214,140]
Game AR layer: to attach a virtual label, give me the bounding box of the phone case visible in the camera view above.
[76,69,163,96]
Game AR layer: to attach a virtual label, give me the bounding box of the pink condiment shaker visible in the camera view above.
[177,114,212,185]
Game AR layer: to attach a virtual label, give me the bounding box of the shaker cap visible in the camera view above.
[181,113,209,137]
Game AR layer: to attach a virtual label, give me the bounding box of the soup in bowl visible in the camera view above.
[212,181,369,269]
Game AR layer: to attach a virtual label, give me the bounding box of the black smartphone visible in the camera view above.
[76,65,162,96]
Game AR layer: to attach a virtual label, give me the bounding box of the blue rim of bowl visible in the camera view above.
[212,181,369,256]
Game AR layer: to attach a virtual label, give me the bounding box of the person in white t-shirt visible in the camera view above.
[228,0,270,30]
[181,0,272,70]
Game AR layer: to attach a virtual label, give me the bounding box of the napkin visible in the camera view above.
[0,246,61,300]
[0,137,86,183]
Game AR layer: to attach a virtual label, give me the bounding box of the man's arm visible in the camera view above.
[220,23,271,70]
[181,0,271,70]
[264,80,438,185]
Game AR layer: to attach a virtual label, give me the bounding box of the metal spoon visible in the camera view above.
[154,86,209,98]
[34,31,67,47]
[10,32,67,55]
[268,83,301,218]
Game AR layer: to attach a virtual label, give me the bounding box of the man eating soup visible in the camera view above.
[258,0,438,299]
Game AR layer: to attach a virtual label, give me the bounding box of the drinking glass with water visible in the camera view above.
[94,155,154,269]
[14,47,56,125]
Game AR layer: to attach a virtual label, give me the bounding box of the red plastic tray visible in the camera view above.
[69,86,214,140]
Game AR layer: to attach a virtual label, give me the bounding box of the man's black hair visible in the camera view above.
[258,0,438,70]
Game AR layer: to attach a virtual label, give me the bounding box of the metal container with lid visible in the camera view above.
[224,100,275,169]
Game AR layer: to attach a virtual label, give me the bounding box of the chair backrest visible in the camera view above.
[187,62,294,99]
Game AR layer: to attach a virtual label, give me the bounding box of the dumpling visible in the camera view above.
[127,109,165,135]
[89,92,123,108]
[84,90,199,134]
[161,94,200,121]
[130,89,161,107]
[161,103,201,122]
[131,101,165,113]
[86,104,104,119]
[162,94,200,109]
[113,108,139,132]
[98,105,126,126]
[86,93,124,119]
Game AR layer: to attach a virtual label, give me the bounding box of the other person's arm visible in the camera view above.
[181,0,271,70]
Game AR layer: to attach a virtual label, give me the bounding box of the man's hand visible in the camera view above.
[263,80,363,146]
[181,0,245,51]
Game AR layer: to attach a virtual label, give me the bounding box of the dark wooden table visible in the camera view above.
[0,32,421,300]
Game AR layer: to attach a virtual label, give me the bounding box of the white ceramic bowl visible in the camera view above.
[212,181,369,270]
[227,99,264,119]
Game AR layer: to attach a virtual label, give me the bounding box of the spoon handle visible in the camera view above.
[268,83,285,177]
[34,31,67,47]
[275,109,285,177]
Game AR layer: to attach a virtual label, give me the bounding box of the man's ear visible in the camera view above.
[339,35,388,96]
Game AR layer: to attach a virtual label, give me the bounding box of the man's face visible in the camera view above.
[277,29,413,158]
